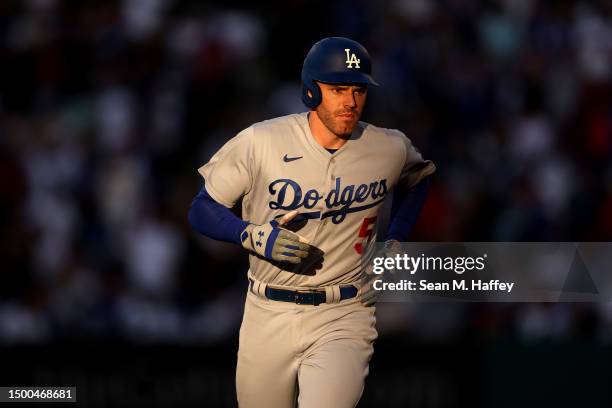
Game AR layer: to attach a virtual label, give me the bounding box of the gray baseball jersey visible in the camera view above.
[198,112,435,288]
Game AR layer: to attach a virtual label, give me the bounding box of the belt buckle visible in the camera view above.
[294,290,322,306]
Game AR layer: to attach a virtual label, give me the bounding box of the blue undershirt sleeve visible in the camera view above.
[188,185,249,245]
[385,176,432,242]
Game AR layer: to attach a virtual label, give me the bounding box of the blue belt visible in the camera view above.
[250,279,358,306]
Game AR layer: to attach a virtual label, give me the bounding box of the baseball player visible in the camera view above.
[188,37,435,407]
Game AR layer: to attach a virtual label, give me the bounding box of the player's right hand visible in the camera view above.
[240,210,312,264]
[360,240,402,306]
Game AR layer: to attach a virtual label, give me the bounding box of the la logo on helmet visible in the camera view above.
[344,48,361,68]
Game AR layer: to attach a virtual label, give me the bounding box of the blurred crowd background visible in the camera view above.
[1,0,612,348]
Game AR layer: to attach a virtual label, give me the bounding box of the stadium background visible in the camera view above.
[1,0,611,406]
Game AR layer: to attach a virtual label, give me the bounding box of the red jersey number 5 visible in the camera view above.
[354,216,377,254]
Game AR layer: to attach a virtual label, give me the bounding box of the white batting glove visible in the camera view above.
[241,210,311,264]
[360,240,402,306]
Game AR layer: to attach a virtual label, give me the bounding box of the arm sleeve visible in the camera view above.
[397,131,436,188]
[385,175,432,242]
[197,127,256,208]
[188,185,250,245]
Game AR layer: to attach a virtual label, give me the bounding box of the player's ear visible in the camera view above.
[307,89,313,98]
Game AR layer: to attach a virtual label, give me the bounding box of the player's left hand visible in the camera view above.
[360,240,402,306]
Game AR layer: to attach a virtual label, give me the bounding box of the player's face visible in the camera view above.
[316,83,367,137]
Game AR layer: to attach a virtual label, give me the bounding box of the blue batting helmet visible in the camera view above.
[301,37,379,109]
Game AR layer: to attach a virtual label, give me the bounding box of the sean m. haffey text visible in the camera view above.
[371,253,488,275]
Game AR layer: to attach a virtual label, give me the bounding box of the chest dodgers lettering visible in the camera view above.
[267,177,388,223]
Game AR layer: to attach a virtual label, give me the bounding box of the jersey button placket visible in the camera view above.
[324,157,336,225]
[328,158,335,182]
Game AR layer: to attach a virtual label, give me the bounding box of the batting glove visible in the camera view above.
[361,239,402,306]
[241,210,311,264]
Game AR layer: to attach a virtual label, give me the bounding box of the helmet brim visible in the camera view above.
[305,70,379,87]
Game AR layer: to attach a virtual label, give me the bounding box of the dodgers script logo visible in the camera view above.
[268,177,387,224]
[345,48,360,69]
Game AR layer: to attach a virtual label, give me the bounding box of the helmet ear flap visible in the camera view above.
[301,78,321,109]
